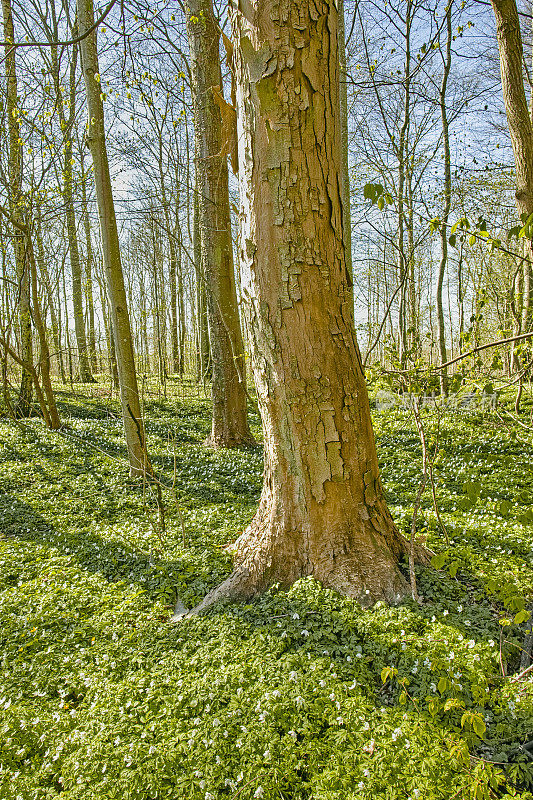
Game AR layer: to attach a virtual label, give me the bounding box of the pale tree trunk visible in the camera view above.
[36,213,66,382]
[80,151,98,374]
[157,151,180,375]
[182,0,418,616]
[437,3,452,395]
[78,0,149,476]
[177,225,186,375]
[0,207,61,428]
[51,38,94,383]
[187,0,253,447]
[27,233,61,429]
[193,170,211,383]
[1,0,33,415]
[397,0,412,367]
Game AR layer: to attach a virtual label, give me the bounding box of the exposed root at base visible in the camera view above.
[170,568,253,621]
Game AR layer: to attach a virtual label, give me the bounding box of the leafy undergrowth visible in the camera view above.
[1,380,532,800]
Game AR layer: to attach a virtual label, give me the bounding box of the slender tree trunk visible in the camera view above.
[437,3,452,393]
[193,171,211,383]
[184,0,419,616]
[36,214,66,382]
[27,234,61,429]
[78,0,149,476]
[397,0,412,367]
[187,0,253,446]
[80,152,98,374]
[177,225,186,375]
[158,158,180,376]
[51,39,94,383]
[1,0,33,415]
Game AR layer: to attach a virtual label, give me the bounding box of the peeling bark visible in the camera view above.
[178,0,421,618]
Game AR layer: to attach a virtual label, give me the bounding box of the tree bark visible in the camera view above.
[491,0,533,222]
[1,0,33,416]
[437,3,452,396]
[193,163,211,383]
[78,0,149,476]
[51,38,94,383]
[27,234,61,429]
[80,151,98,374]
[397,0,412,367]
[183,0,418,616]
[186,0,254,447]
[36,212,66,382]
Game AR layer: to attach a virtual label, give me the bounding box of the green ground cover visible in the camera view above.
[0,383,532,800]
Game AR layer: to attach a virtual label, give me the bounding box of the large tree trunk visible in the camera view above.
[491,0,533,381]
[181,0,416,616]
[187,0,254,447]
[491,0,533,223]
[78,0,149,477]
[1,0,33,416]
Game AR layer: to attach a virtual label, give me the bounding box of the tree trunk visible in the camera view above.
[27,234,61,429]
[187,0,254,447]
[183,0,417,616]
[193,171,211,383]
[437,3,452,394]
[78,0,149,476]
[491,0,533,224]
[338,0,353,319]
[1,0,33,416]
[80,152,98,374]
[397,0,412,367]
[36,213,66,382]
[50,39,94,383]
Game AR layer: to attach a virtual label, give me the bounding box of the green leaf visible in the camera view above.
[514,609,531,625]
[472,715,486,738]
[448,561,459,578]
[498,500,511,516]
[431,553,447,570]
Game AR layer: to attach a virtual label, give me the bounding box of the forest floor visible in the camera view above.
[0,380,533,800]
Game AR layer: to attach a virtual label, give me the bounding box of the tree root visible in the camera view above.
[170,569,253,621]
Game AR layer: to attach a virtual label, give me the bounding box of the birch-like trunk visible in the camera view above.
[184,0,417,615]
[187,0,253,447]
[78,0,148,476]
